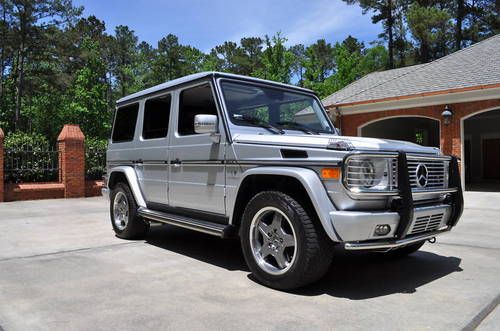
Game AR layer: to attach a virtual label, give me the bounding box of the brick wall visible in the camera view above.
[5,182,65,201]
[0,124,104,202]
[337,99,500,157]
[85,180,104,197]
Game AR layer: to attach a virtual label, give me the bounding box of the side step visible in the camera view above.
[137,207,234,238]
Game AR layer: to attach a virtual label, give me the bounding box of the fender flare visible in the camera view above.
[230,167,339,241]
[107,166,147,208]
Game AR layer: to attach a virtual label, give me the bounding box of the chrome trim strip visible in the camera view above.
[344,228,449,251]
[345,188,458,199]
[412,188,458,195]
[137,207,226,237]
[407,154,452,161]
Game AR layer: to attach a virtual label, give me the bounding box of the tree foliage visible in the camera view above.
[0,0,496,142]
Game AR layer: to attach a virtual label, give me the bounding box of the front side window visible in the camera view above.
[220,81,334,134]
[143,94,171,139]
[178,84,218,135]
[112,103,139,142]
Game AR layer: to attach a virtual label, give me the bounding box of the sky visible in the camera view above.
[73,0,383,51]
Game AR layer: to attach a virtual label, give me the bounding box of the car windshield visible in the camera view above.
[220,81,335,134]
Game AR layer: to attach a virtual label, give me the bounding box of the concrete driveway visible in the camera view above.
[0,192,498,331]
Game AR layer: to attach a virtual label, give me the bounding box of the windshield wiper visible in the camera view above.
[276,121,319,135]
[233,114,284,134]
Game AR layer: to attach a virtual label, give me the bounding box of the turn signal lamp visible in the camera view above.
[321,168,341,180]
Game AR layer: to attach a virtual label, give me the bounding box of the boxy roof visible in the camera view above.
[116,71,314,105]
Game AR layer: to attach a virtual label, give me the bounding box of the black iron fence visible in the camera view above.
[85,146,106,180]
[4,146,60,183]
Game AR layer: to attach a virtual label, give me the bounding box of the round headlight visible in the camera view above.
[359,160,376,187]
[344,156,395,192]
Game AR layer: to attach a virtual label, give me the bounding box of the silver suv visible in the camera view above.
[103,72,463,290]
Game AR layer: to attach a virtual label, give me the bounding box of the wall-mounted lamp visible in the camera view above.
[441,105,453,125]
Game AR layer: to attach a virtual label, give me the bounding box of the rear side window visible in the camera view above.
[143,94,171,139]
[178,84,218,135]
[112,103,139,142]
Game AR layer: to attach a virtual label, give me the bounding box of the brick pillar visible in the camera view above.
[57,124,85,198]
[441,117,461,158]
[0,128,4,202]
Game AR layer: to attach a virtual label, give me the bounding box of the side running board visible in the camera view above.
[137,207,234,238]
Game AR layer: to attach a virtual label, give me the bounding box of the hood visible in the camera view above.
[232,133,440,155]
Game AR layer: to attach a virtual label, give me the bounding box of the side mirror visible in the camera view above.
[194,114,218,134]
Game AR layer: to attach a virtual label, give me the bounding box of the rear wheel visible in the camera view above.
[110,182,149,239]
[240,191,334,290]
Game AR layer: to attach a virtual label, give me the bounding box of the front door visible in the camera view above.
[168,82,227,217]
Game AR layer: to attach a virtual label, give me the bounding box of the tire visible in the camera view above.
[110,182,149,239]
[385,241,425,258]
[240,191,334,290]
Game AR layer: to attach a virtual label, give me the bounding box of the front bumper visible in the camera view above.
[344,228,450,251]
[331,203,452,242]
[332,153,464,251]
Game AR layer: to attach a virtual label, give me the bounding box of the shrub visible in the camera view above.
[85,137,108,180]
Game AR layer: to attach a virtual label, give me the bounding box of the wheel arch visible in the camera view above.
[229,167,339,241]
[107,166,147,208]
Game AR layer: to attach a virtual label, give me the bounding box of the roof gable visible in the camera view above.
[323,34,500,107]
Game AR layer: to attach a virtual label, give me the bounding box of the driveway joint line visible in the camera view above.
[461,293,500,331]
[435,242,500,251]
[0,242,140,263]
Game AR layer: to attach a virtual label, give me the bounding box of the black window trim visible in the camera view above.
[111,102,140,143]
[175,80,221,137]
[141,92,173,141]
[216,77,336,134]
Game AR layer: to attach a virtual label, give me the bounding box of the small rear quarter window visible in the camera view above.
[112,103,139,143]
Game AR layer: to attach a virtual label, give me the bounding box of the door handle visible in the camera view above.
[171,158,182,167]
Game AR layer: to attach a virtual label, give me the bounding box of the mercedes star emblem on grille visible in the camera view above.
[415,163,429,188]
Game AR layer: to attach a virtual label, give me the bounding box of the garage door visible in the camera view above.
[483,138,500,180]
[360,117,440,148]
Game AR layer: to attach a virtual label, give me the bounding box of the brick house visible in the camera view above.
[323,34,500,191]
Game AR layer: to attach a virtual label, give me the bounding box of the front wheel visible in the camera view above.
[110,182,149,239]
[240,191,334,290]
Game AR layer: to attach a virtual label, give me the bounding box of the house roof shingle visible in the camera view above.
[323,34,500,107]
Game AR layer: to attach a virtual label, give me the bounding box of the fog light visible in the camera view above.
[374,224,391,236]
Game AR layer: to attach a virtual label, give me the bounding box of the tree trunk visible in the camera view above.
[14,7,27,131]
[420,40,430,63]
[387,0,394,69]
[456,0,464,50]
[0,0,6,105]
[14,48,24,130]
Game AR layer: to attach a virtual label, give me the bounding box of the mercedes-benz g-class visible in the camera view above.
[103,72,463,290]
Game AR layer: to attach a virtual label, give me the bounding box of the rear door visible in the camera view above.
[168,81,227,217]
[136,93,172,204]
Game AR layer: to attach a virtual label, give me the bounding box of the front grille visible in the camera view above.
[407,158,449,191]
[409,213,444,235]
